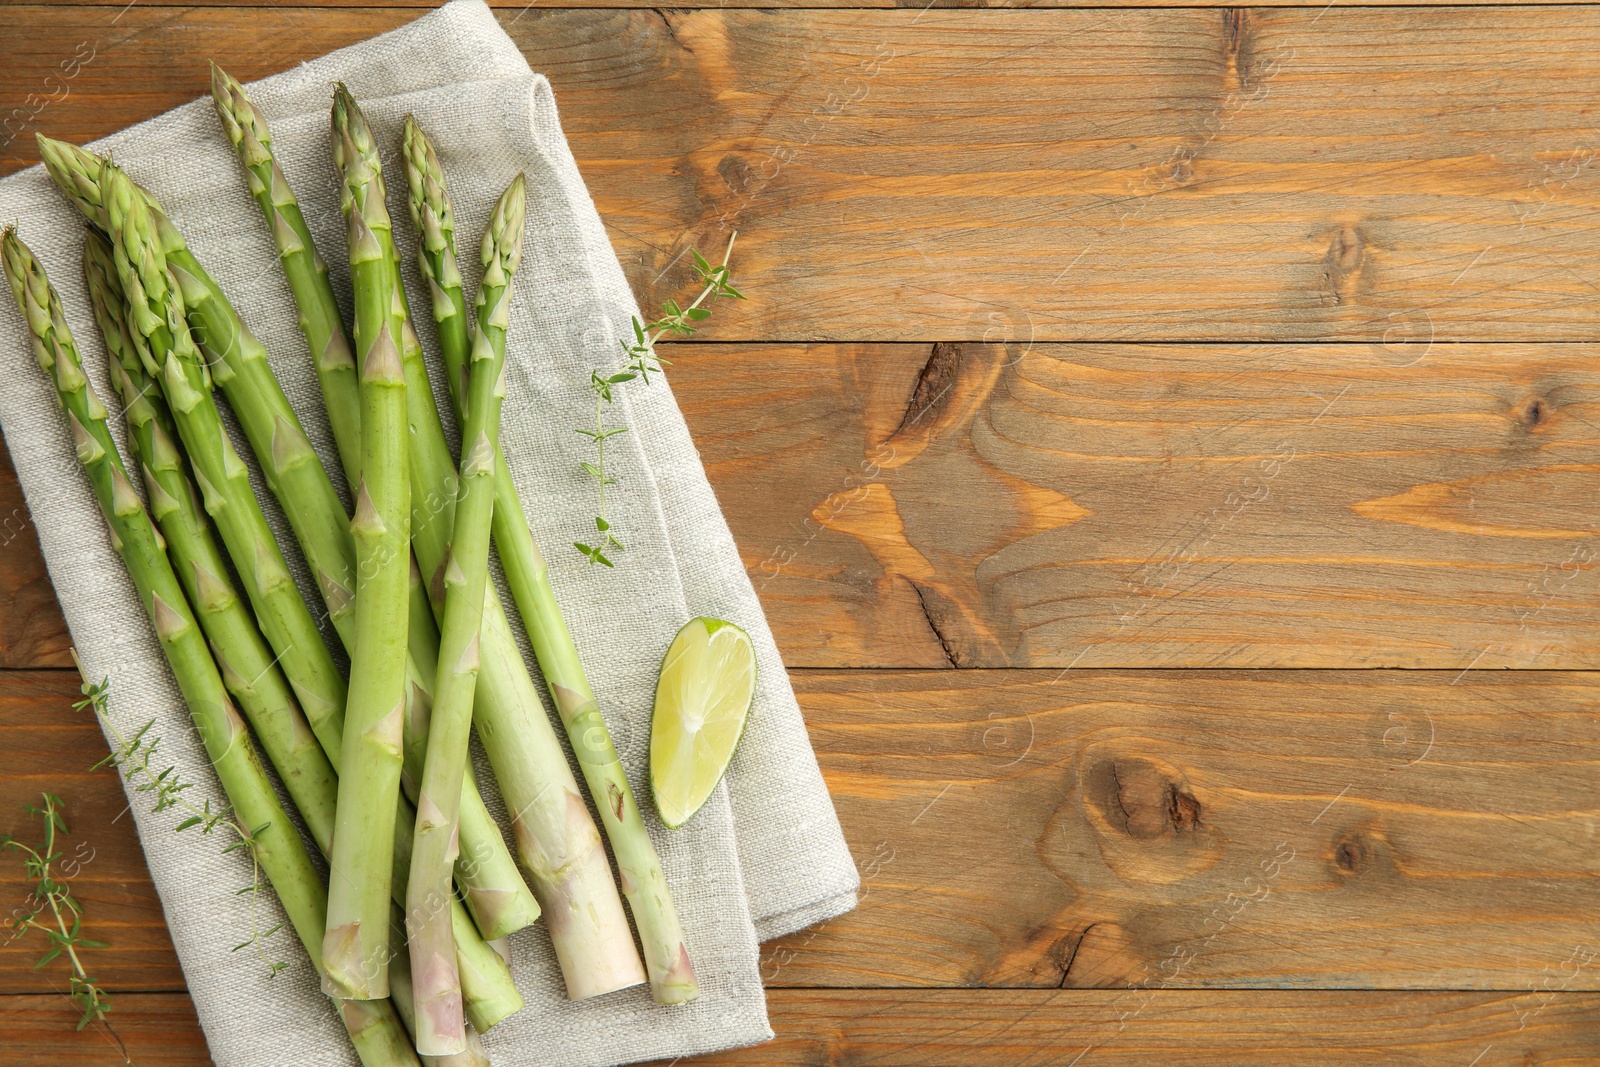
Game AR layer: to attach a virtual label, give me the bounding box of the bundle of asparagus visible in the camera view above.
[209,69,645,1005]
[6,71,713,1065]
[2,229,419,1067]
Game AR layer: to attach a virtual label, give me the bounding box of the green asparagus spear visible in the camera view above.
[37,135,355,712]
[42,133,537,948]
[399,116,646,1000]
[96,158,354,809]
[208,62,361,488]
[90,252,517,1039]
[388,921,492,1067]
[408,174,526,1054]
[401,120,696,1003]
[326,83,413,1001]
[83,228,340,852]
[39,134,363,669]
[56,151,524,1026]
[197,81,541,945]
[87,230,522,1029]
[2,227,418,1067]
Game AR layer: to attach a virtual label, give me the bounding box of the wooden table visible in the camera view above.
[6,2,1600,1063]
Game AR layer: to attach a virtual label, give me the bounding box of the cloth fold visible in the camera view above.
[0,3,857,1063]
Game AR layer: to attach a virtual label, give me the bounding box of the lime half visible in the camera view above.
[650,617,757,829]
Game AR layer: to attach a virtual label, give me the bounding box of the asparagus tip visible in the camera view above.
[207,61,231,109]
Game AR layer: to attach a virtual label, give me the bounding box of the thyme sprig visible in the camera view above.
[0,791,121,1056]
[575,233,746,567]
[73,656,288,978]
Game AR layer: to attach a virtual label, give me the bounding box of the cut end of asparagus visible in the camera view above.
[460,886,540,945]
[321,920,390,1001]
[412,948,466,1056]
[511,786,648,1000]
[446,1024,493,1067]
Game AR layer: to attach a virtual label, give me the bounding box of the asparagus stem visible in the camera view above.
[399,116,646,1000]
[388,920,493,1067]
[83,229,520,1037]
[402,120,695,1003]
[198,83,540,944]
[2,228,418,1067]
[407,175,526,1054]
[509,533,700,1002]
[325,83,413,1001]
[96,158,356,839]
[40,133,354,741]
[83,229,340,853]
[208,63,362,489]
[46,144,525,1026]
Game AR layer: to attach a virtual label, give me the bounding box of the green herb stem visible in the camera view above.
[575,233,745,567]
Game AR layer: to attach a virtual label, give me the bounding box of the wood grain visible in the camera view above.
[692,989,1600,1066]
[6,668,1599,995]
[0,672,182,992]
[677,989,1600,1066]
[7,339,1600,670]
[7,0,1592,9]
[0,432,70,668]
[679,340,1600,669]
[1,993,208,1066]
[521,7,1600,342]
[767,668,1600,990]
[5,3,1600,1063]
[8,988,1595,1067]
[8,8,1600,340]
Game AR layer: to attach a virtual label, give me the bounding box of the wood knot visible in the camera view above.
[1221,9,1254,92]
[1514,396,1550,430]
[1329,226,1363,270]
[1222,9,1247,56]
[895,343,962,439]
[1321,224,1366,306]
[1070,747,1226,885]
[1332,827,1391,878]
[718,154,756,197]
[1087,757,1204,840]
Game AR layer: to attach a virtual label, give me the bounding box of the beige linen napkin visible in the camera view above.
[0,2,857,1063]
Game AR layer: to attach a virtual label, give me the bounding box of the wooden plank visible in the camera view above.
[0,6,410,172]
[4,668,1599,994]
[10,339,1600,672]
[1,992,208,1066]
[8,988,1596,1067]
[672,989,1600,1066]
[4,0,1591,11]
[760,668,1600,991]
[0,435,70,668]
[7,9,1600,341]
[517,7,1600,342]
[678,341,1600,669]
[0,671,184,993]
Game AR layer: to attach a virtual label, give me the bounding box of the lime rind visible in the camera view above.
[650,616,756,829]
